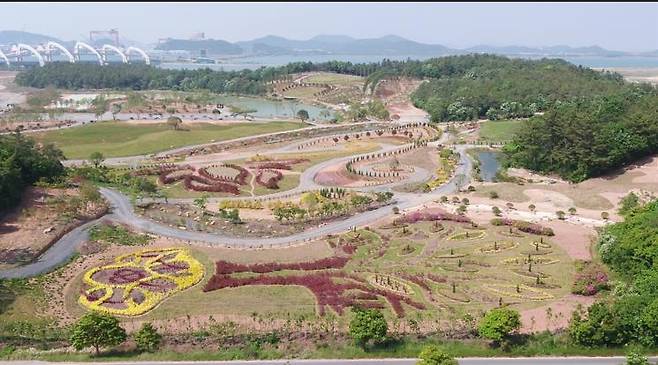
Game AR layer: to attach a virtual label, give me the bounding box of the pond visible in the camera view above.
[212,95,333,121]
[477,150,502,182]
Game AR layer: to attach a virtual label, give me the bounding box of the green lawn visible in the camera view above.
[33,121,303,159]
[479,120,525,142]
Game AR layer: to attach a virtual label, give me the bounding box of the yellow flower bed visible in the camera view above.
[484,283,554,301]
[79,248,204,316]
[426,155,457,189]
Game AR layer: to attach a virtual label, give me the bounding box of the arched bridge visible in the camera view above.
[0,41,150,67]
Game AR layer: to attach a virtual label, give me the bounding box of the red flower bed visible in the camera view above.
[255,169,284,189]
[341,244,357,255]
[249,162,293,170]
[198,164,250,185]
[490,218,554,236]
[214,256,349,275]
[203,271,424,317]
[183,175,240,195]
[426,273,448,283]
[398,273,432,292]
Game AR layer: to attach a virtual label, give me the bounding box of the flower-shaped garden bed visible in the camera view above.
[79,248,204,316]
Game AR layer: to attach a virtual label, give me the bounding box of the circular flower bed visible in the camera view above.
[79,248,204,316]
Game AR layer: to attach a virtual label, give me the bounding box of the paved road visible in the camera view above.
[2,356,653,365]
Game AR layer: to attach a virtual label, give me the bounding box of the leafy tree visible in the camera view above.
[556,211,566,220]
[478,307,521,345]
[70,312,127,355]
[492,206,502,216]
[110,103,122,120]
[91,95,109,120]
[349,307,388,349]
[416,344,458,365]
[0,133,65,212]
[133,322,162,352]
[166,116,183,130]
[618,192,640,216]
[489,191,499,199]
[296,109,310,123]
[89,151,105,168]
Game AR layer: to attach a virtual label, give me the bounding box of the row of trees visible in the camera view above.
[503,90,658,182]
[0,133,65,212]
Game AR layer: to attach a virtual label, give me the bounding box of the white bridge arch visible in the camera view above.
[101,44,127,63]
[45,41,75,63]
[74,42,103,65]
[16,43,45,66]
[125,46,150,65]
[0,49,9,66]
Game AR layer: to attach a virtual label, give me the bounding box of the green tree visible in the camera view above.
[89,151,105,168]
[70,312,127,355]
[492,206,502,217]
[133,322,162,352]
[110,103,122,120]
[166,116,183,130]
[416,344,458,365]
[296,109,310,123]
[349,307,388,349]
[91,95,109,120]
[477,307,521,345]
[619,192,640,216]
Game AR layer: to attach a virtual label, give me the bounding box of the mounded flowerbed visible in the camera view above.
[79,248,204,316]
[484,283,554,301]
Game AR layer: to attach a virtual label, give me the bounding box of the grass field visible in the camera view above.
[479,120,525,142]
[282,86,326,99]
[33,121,303,159]
[304,72,364,86]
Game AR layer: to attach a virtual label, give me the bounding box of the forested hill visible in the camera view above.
[503,90,658,182]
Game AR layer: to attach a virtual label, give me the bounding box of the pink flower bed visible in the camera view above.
[395,210,472,225]
[572,261,609,296]
[490,218,554,236]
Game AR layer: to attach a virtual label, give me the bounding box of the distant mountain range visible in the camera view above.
[2,30,656,59]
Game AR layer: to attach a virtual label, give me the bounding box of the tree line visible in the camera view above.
[0,133,65,212]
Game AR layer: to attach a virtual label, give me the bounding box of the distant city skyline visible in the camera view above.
[1,2,657,52]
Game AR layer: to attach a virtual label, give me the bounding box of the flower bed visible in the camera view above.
[255,169,284,189]
[490,218,554,236]
[214,256,349,275]
[571,261,609,296]
[204,271,425,317]
[484,283,554,301]
[79,248,204,316]
[477,241,519,254]
[183,175,241,195]
[198,164,250,185]
[449,230,486,241]
[394,210,472,225]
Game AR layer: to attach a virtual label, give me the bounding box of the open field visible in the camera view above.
[478,120,525,142]
[304,72,365,87]
[32,121,303,159]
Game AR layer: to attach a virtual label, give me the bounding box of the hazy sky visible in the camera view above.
[2,2,657,51]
